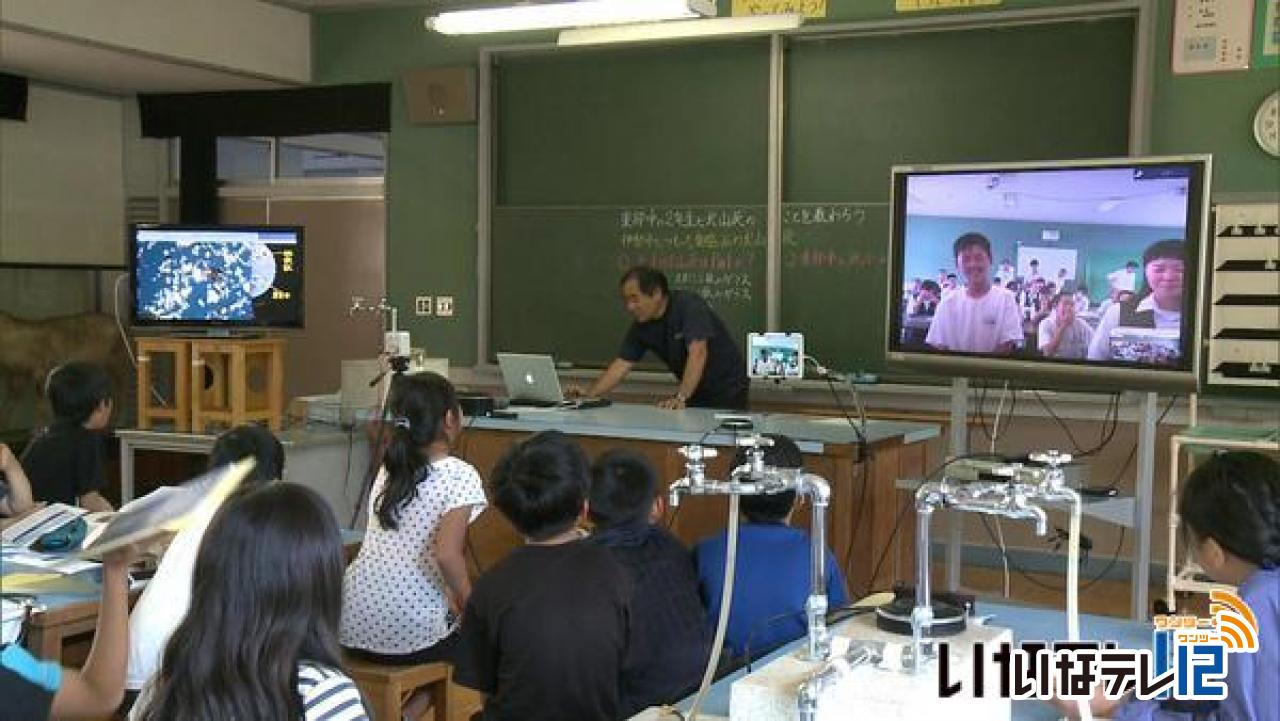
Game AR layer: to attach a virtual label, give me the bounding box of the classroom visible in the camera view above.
[1,1,1278,720]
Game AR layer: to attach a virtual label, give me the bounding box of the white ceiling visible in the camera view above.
[905,167,1193,228]
[0,26,291,95]
[268,0,427,8]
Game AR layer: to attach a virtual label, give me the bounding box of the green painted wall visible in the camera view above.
[313,0,1280,366]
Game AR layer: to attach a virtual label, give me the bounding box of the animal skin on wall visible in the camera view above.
[0,311,133,433]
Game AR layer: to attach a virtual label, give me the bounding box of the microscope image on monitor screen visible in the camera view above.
[132,225,304,328]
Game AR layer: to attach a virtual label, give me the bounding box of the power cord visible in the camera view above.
[974,394,1176,594]
[113,273,167,406]
[1031,389,1122,458]
[861,452,1006,597]
[804,354,873,572]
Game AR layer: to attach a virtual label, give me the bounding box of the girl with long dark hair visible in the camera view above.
[1087,239,1185,361]
[126,424,285,695]
[131,483,368,721]
[340,372,486,715]
[1055,451,1279,719]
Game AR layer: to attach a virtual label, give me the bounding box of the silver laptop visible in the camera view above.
[497,353,566,406]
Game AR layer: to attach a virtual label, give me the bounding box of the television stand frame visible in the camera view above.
[940,378,1160,620]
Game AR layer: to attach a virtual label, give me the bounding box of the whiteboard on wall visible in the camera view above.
[1017,246,1078,284]
[0,85,125,266]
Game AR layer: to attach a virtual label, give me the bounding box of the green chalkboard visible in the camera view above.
[490,17,1136,372]
[491,39,771,365]
[780,17,1135,372]
[491,205,767,365]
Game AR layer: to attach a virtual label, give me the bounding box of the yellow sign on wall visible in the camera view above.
[897,0,1002,11]
[731,0,827,19]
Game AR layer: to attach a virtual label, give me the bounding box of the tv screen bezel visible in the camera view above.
[129,223,306,330]
[884,155,1211,392]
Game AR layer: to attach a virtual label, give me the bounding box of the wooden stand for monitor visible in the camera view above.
[136,338,191,431]
[190,337,286,432]
[135,336,286,432]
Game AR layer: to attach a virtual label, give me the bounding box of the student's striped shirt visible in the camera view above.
[129,663,369,721]
[297,664,369,721]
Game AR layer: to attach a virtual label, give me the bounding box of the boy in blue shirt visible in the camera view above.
[693,433,848,662]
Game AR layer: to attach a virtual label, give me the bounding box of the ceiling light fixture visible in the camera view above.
[558,13,803,46]
[425,0,716,35]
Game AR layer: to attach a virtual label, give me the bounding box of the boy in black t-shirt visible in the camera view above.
[454,431,631,721]
[588,450,710,718]
[21,361,115,512]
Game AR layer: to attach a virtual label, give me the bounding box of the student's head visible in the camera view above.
[1177,451,1280,584]
[620,266,670,323]
[1053,292,1076,321]
[733,434,802,524]
[1030,259,1040,269]
[45,361,112,428]
[1125,260,1139,270]
[1075,284,1089,296]
[918,280,941,302]
[589,449,659,530]
[376,371,460,531]
[492,430,589,541]
[952,233,993,289]
[1140,239,1186,310]
[140,483,344,721]
[209,424,284,487]
[943,273,958,290]
[1116,290,1136,304]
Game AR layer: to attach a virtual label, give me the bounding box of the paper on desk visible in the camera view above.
[2,572,100,595]
[4,553,99,575]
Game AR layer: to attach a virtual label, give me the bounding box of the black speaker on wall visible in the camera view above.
[0,72,29,121]
[403,66,477,125]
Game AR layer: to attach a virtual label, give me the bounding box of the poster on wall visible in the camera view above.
[1256,0,1280,67]
[1172,0,1254,74]
[896,0,1000,10]
[732,0,827,17]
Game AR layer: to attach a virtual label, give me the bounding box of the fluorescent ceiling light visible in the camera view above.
[558,13,803,46]
[426,0,716,35]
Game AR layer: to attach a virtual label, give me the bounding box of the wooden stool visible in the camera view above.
[135,338,191,431]
[343,656,451,721]
[190,337,286,432]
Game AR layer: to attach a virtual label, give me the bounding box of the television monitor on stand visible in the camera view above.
[130,224,305,333]
[886,155,1211,392]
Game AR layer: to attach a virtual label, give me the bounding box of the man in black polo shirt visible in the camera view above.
[579,266,748,410]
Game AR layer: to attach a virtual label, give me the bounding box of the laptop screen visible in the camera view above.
[497,353,565,405]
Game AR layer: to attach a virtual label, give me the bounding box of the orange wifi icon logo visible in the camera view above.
[1210,589,1259,652]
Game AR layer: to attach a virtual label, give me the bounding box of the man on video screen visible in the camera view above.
[924,233,1024,354]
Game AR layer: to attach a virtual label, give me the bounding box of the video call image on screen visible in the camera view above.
[895,165,1194,369]
[748,332,804,379]
[134,228,303,326]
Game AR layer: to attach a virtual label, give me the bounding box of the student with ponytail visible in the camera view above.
[1055,451,1279,720]
[340,372,486,714]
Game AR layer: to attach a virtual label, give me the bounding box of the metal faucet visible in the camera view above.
[669,436,834,662]
[797,641,883,721]
[907,451,1079,673]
